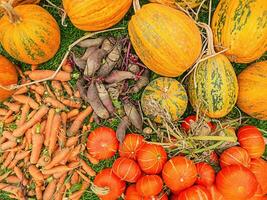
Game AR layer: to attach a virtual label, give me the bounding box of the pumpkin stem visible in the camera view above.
[0,2,21,23]
[198,22,216,55]
[91,183,110,196]
[133,0,141,12]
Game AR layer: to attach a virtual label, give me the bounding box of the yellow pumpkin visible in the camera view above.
[128,3,202,77]
[212,0,267,63]
[0,4,60,65]
[141,77,188,123]
[63,0,132,31]
[237,61,267,120]
[0,55,18,102]
[149,0,202,9]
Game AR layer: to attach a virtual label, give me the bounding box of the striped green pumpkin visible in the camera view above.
[141,77,188,123]
[188,54,238,118]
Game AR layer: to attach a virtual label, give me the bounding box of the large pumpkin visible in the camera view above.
[141,77,188,123]
[0,4,60,64]
[149,0,202,9]
[128,3,202,77]
[211,0,267,63]
[0,55,18,102]
[188,54,238,118]
[237,61,267,120]
[63,0,132,31]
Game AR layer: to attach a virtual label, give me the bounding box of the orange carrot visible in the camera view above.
[44,97,65,110]
[66,109,79,119]
[15,65,26,80]
[27,110,37,120]
[61,112,67,130]
[28,70,71,81]
[0,141,17,151]
[0,137,7,147]
[68,145,83,162]
[65,136,79,147]
[69,181,90,200]
[37,154,51,167]
[45,148,70,170]
[13,86,28,95]
[62,60,73,73]
[0,183,9,190]
[51,80,63,97]
[43,178,57,200]
[30,85,45,95]
[30,123,44,164]
[54,173,67,199]
[31,64,38,71]
[62,82,73,96]
[9,150,30,168]
[58,129,67,148]
[28,165,44,182]
[13,106,49,137]
[48,113,61,154]
[61,99,81,108]
[35,186,43,200]
[85,152,100,165]
[3,110,13,121]
[40,120,46,134]
[42,165,72,175]
[74,90,80,98]
[44,108,55,147]
[2,131,16,142]
[2,151,15,168]
[76,170,91,183]
[4,115,16,124]
[45,84,57,99]
[67,161,80,169]
[3,102,20,113]
[6,175,20,184]
[34,92,42,103]
[80,159,96,176]
[0,171,11,182]
[0,108,8,115]
[0,151,8,163]
[18,104,30,126]
[13,95,39,109]
[25,128,32,149]
[14,166,28,186]
[67,106,93,136]
[71,171,79,185]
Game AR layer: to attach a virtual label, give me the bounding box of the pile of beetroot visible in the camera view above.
[87,125,267,200]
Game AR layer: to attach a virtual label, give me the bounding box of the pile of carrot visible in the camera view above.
[0,68,99,200]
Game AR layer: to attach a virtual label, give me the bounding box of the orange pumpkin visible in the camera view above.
[0,3,60,64]
[149,0,202,9]
[63,0,132,31]
[250,158,267,194]
[128,3,202,77]
[0,55,18,102]
[237,61,267,120]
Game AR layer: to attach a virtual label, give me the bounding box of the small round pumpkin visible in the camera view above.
[0,4,60,64]
[63,0,132,31]
[211,0,267,63]
[188,54,238,118]
[206,185,225,200]
[141,77,188,123]
[220,146,251,168]
[112,157,141,183]
[250,158,267,194]
[162,156,197,193]
[149,0,202,9]
[237,61,267,120]
[136,175,163,197]
[0,55,17,102]
[216,165,258,200]
[128,3,202,77]
[178,185,212,200]
[195,162,216,187]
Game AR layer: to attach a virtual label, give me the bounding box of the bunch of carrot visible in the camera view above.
[0,67,100,200]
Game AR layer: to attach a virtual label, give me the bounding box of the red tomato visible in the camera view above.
[206,185,224,200]
[220,146,251,168]
[162,156,197,193]
[112,157,141,183]
[119,133,144,160]
[136,175,163,197]
[178,185,212,200]
[93,168,126,200]
[181,115,215,132]
[137,143,167,174]
[237,126,265,158]
[87,127,119,160]
[196,162,215,186]
[216,165,258,200]
[250,158,267,194]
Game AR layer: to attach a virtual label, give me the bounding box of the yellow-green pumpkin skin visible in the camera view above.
[0,5,60,65]
[211,0,267,63]
[128,3,202,77]
[237,61,267,120]
[63,0,132,31]
[188,54,238,118]
[149,0,202,9]
[141,77,188,123]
